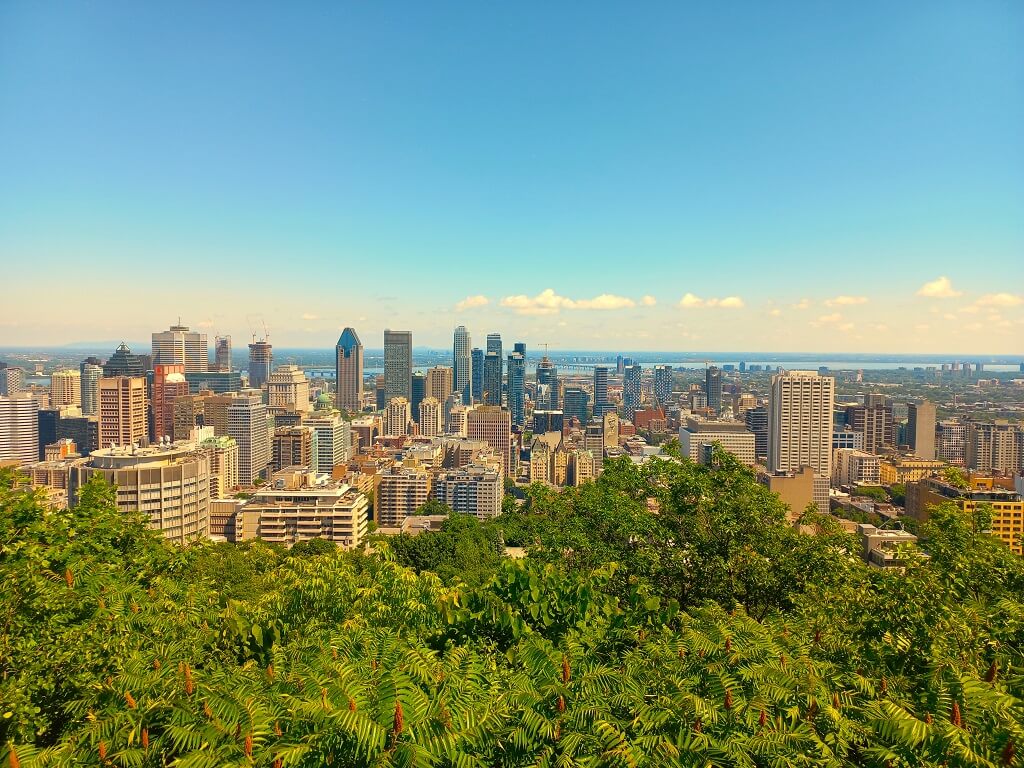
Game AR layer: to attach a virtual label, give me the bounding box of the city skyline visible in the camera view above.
[1,3,1022,351]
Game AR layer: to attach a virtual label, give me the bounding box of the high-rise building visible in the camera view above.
[0,364,24,397]
[514,342,526,357]
[593,366,612,417]
[506,353,526,428]
[418,397,443,437]
[267,365,311,413]
[563,387,589,425]
[227,394,271,486]
[335,327,363,412]
[200,434,239,498]
[152,364,189,442]
[56,412,99,457]
[103,343,146,377]
[376,465,430,527]
[966,422,1023,475]
[622,364,642,420]
[845,394,895,455]
[654,365,672,405]
[214,336,232,372]
[768,370,835,513]
[305,412,351,474]
[410,372,426,421]
[486,333,503,365]
[271,425,314,472]
[50,369,81,408]
[936,419,967,466]
[173,394,206,442]
[453,326,472,403]
[425,365,454,405]
[0,393,39,465]
[744,405,769,459]
[537,356,559,410]
[467,406,512,473]
[907,400,937,460]
[384,330,412,403]
[471,347,484,404]
[152,323,208,373]
[98,377,148,448]
[384,397,411,437]
[247,340,273,389]
[705,366,723,414]
[433,464,502,519]
[80,358,102,416]
[482,352,502,406]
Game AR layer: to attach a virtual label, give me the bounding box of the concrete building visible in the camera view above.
[967,421,1023,475]
[857,523,918,569]
[240,468,368,548]
[227,394,271,486]
[907,400,937,460]
[152,323,208,373]
[563,387,589,426]
[936,419,968,466]
[0,363,24,397]
[446,404,470,437]
[335,327,363,412]
[425,365,454,406]
[593,366,612,417]
[306,412,351,475]
[453,326,472,404]
[768,370,834,512]
[467,406,512,474]
[375,465,430,527]
[418,396,443,438]
[79,359,102,416]
[247,339,273,389]
[384,397,411,437]
[50,369,81,408]
[679,417,756,466]
[98,376,148,449]
[71,441,211,544]
[214,335,232,372]
[568,449,596,486]
[623,364,642,420]
[833,448,881,487]
[272,425,314,472]
[384,329,413,403]
[602,411,620,452]
[0,393,39,465]
[432,464,502,519]
[152,364,189,442]
[705,366,723,414]
[507,352,526,427]
[907,475,1024,554]
[654,365,672,405]
[879,455,947,485]
[759,466,815,521]
[267,365,311,413]
[845,394,896,455]
[173,394,205,442]
[199,433,239,499]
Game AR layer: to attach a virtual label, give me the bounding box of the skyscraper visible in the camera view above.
[623,364,642,420]
[50,369,81,408]
[152,323,208,373]
[768,370,835,513]
[80,358,103,416]
[98,376,148,448]
[705,366,723,414]
[486,333,503,359]
[844,394,895,455]
[483,352,502,406]
[453,326,472,403]
[0,393,39,465]
[103,343,146,377]
[306,411,351,474]
[467,405,513,473]
[411,372,426,421]
[593,366,612,417]
[335,327,364,412]
[507,352,526,428]
[384,397,411,437]
[384,329,413,403]
[247,339,273,389]
[907,400,936,460]
[418,396,443,437]
[514,342,526,356]
[267,365,311,412]
[152,364,189,441]
[227,393,271,485]
[426,365,454,405]
[654,365,672,405]
[0,363,24,397]
[563,387,589,425]
[214,335,232,372]
[537,356,559,410]
[471,347,484,404]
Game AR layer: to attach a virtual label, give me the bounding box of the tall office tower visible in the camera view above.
[482,352,502,406]
[0,393,39,465]
[622,364,642,420]
[593,366,612,417]
[98,376,148,448]
[426,365,454,405]
[334,327,363,411]
[247,339,273,389]
[654,365,672,405]
[0,363,24,396]
[967,422,1024,475]
[563,387,589,425]
[705,366,723,414]
[768,371,835,513]
[537,356,559,410]
[452,326,472,403]
[410,373,426,421]
[271,425,314,472]
[471,348,484,403]
[384,329,413,403]
[173,394,205,441]
[744,405,769,459]
[486,333,503,361]
[384,397,411,437]
[418,396,443,437]
[152,364,189,441]
[267,365,311,412]
[152,323,208,373]
[375,376,388,411]
[306,412,351,474]
[103,342,146,377]
[936,419,967,466]
[56,413,99,457]
[907,400,937,459]
[845,394,895,455]
[80,358,102,416]
[506,353,526,428]
[50,369,81,408]
[467,405,513,473]
[514,342,526,357]
[227,394,271,486]
[214,336,232,372]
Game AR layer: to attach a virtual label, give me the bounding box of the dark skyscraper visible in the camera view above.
[513,342,526,357]
[507,352,526,428]
[705,366,723,413]
[214,336,232,372]
[335,327,364,412]
[536,355,559,410]
[745,405,769,459]
[483,352,502,406]
[103,343,145,378]
[654,365,672,405]
[411,372,426,422]
[384,329,413,403]
[248,340,273,389]
[563,387,589,425]
[471,348,484,404]
[623,364,642,419]
[593,366,612,417]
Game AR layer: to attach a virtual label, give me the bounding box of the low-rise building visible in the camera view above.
[907,475,1024,554]
[833,449,881,487]
[432,464,502,519]
[679,417,756,466]
[857,523,918,569]
[878,455,947,485]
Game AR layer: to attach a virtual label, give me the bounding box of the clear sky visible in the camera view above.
[1,2,1022,353]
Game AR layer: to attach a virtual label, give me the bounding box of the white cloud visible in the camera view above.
[769,308,782,317]
[301,312,318,321]
[455,294,490,311]
[916,276,962,298]
[792,299,811,310]
[838,322,855,332]
[816,313,843,325]
[976,292,1023,307]
[915,323,931,331]
[641,295,657,307]
[825,295,868,307]
[499,288,636,315]
[677,293,745,309]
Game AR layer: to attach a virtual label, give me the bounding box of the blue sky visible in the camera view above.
[1,1,1022,352]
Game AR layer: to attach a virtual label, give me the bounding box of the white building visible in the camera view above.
[384,397,411,437]
[418,396,443,438]
[152,323,208,373]
[433,464,502,519]
[227,394,271,486]
[50,369,81,408]
[833,448,881,487]
[267,365,311,412]
[0,393,39,465]
[375,464,430,527]
[305,412,351,475]
[678,417,756,466]
[768,370,835,512]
